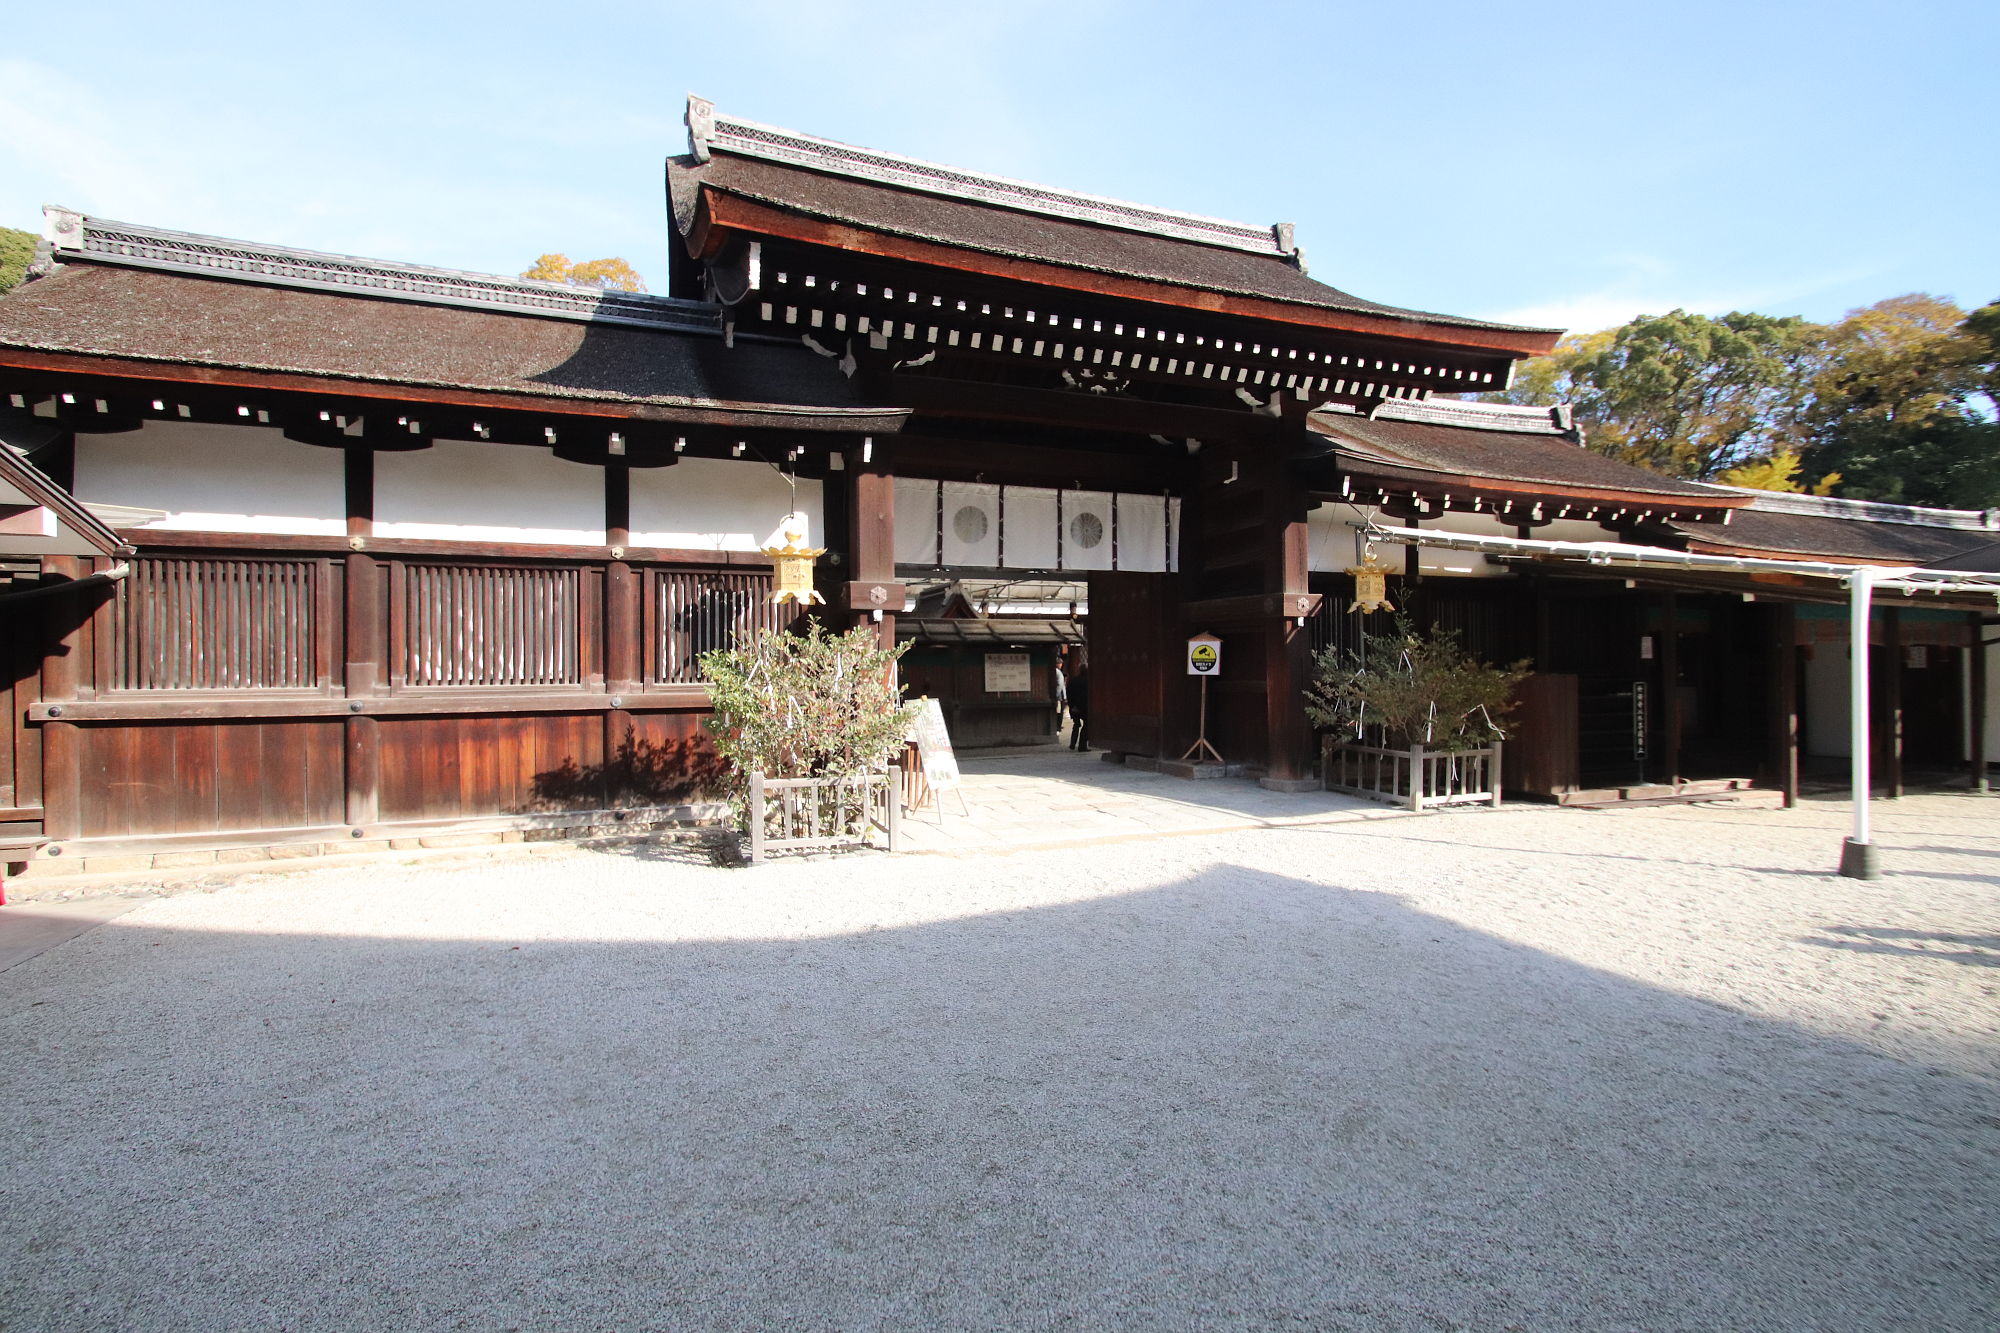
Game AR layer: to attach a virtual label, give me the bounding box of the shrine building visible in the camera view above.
[0,98,1994,872]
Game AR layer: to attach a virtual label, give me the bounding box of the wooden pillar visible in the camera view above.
[1968,613,1988,795]
[1532,577,1552,671]
[1883,606,1903,800]
[1260,457,1315,786]
[1769,603,1799,808]
[343,444,381,828]
[39,555,84,843]
[1661,593,1681,786]
[849,456,896,650]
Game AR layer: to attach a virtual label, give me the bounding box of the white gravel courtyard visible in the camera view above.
[3,793,1996,1331]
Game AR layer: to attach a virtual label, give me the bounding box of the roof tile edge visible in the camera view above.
[36,207,723,335]
[1708,484,2000,532]
[686,95,1288,257]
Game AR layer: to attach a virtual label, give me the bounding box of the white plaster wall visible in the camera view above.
[629,456,822,553]
[1803,642,1854,758]
[74,420,346,536]
[373,440,604,545]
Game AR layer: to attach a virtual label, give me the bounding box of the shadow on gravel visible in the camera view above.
[1,871,1995,1332]
[1803,925,2000,967]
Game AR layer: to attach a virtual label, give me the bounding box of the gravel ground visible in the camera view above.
[2,792,1995,1331]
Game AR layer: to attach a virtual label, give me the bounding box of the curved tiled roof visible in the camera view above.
[0,263,898,424]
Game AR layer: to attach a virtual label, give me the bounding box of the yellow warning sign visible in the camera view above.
[1187,634,1222,676]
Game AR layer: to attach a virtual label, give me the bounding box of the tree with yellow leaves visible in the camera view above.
[521,254,647,293]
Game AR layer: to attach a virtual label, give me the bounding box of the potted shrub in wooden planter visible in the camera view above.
[1308,615,1527,812]
[701,623,911,862]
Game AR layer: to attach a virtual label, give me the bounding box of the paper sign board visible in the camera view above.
[1187,633,1222,676]
[903,697,961,790]
[983,652,1031,694]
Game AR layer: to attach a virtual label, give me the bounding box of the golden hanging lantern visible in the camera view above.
[1346,556,1395,615]
[761,511,827,606]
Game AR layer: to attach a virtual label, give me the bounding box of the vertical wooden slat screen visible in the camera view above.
[654,570,782,683]
[111,557,320,691]
[401,563,581,687]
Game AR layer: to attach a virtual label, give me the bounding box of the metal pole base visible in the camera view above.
[1838,837,1880,880]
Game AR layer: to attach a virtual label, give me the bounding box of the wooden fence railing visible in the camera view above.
[98,553,789,697]
[653,569,785,683]
[109,556,327,691]
[399,562,581,687]
[1323,738,1503,812]
[745,769,902,863]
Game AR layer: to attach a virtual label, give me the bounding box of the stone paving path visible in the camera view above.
[896,746,1407,853]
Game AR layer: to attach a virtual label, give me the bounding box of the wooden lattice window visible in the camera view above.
[111,556,322,691]
[401,563,580,687]
[654,569,783,683]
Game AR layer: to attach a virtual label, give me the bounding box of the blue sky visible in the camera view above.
[4,0,1993,336]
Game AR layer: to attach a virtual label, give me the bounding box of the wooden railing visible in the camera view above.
[653,569,784,683]
[745,769,901,863]
[93,549,783,700]
[1323,737,1503,812]
[109,556,326,691]
[397,563,581,687]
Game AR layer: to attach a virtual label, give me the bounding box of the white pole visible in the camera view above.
[1841,567,1879,878]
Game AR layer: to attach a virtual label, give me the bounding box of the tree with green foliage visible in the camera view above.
[0,227,37,295]
[1798,295,2000,508]
[521,253,647,292]
[1496,309,1819,480]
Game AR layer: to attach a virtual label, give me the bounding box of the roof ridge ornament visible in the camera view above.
[39,207,723,335]
[686,93,716,164]
[1368,397,1569,434]
[690,97,1291,256]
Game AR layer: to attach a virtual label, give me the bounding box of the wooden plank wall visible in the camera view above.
[30,543,752,848]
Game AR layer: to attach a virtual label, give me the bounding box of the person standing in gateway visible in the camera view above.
[1066,656,1090,752]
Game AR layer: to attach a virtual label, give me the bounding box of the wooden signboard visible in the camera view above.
[903,696,967,814]
[983,652,1031,693]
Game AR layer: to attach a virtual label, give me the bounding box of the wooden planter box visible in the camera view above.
[1323,737,1503,812]
[744,768,902,864]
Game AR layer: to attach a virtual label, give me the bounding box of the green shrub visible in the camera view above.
[699,621,910,799]
[1306,613,1528,752]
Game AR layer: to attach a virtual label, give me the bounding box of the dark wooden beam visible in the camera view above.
[1661,593,1681,785]
[1971,612,1990,795]
[0,347,911,434]
[1770,603,1799,807]
[1884,607,1903,800]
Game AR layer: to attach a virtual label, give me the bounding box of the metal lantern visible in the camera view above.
[1346,556,1395,615]
[761,511,827,606]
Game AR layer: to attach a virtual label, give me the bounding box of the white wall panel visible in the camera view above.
[893,478,939,565]
[375,440,604,545]
[941,481,1000,567]
[74,420,345,536]
[1001,486,1058,568]
[1063,490,1114,572]
[1115,494,1167,572]
[629,457,822,553]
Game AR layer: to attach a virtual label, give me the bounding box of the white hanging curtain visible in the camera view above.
[1114,494,1167,572]
[1061,490,1114,572]
[1167,497,1182,572]
[892,477,940,566]
[1001,485,1059,569]
[941,481,1001,567]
